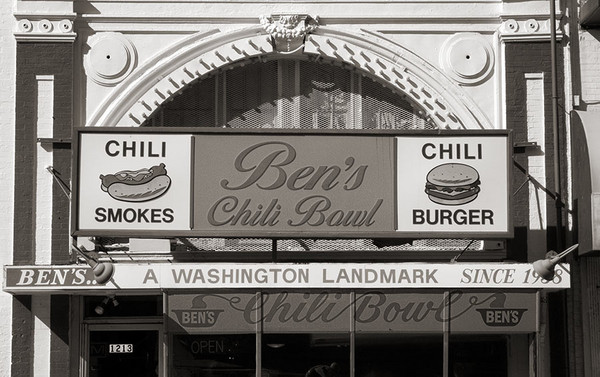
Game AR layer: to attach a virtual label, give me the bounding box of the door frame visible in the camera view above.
[81,322,165,377]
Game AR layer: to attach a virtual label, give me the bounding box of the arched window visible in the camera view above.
[135,57,481,258]
[143,58,436,130]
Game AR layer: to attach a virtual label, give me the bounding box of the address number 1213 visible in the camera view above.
[109,344,133,353]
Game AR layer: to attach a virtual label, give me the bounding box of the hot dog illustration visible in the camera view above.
[99,163,171,202]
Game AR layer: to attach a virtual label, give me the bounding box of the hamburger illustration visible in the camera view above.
[100,163,171,202]
[425,163,480,205]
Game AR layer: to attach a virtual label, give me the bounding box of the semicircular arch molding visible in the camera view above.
[87,26,492,130]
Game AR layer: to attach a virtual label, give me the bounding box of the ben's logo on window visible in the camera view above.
[171,295,224,328]
[476,309,527,327]
[475,293,527,327]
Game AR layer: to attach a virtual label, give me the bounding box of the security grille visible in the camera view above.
[172,238,481,253]
[142,57,482,255]
[145,58,436,130]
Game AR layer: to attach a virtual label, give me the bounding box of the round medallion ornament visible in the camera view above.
[440,33,494,86]
[525,19,540,33]
[38,19,53,33]
[84,33,137,87]
[502,19,519,33]
[17,19,33,33]
[58,20,73,33]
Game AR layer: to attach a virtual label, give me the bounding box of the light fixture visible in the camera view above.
[532,244,578,280]
[72,244,115,285]
[94,297,110,315]
[94,295,119,315]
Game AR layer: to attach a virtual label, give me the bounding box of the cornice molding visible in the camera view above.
[14,13,77,43]
[498,17,563,42]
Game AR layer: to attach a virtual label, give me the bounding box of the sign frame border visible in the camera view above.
[71,127,513,239]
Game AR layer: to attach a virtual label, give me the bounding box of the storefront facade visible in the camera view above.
[3,263,564,377]
[3,0,598,376]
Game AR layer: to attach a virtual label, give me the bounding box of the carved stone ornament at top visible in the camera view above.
[260,14,319,53]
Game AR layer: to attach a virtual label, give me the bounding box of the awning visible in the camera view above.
[571,110,600,255]
[4,262,570,293]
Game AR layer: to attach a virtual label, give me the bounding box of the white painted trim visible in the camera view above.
[14,34,76,43]
[498,33,507,130]
[524,72,547,260]
[87,26,493,130]
[0,0,15,374]
[33,295,51,377]
[87,28,221,126]
[33,75,54,376]
[35,75,54,265]
[562,42,574,233]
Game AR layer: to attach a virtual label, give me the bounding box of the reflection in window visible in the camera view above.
[172,334,256,377]
[355,333,443,377]
[449,335,507,377]
[262,333,350,377]
[89,330,159,377]
[84,295,162,318]
[144,58,434,130]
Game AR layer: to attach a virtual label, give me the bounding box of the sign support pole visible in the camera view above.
[443,290,450,377]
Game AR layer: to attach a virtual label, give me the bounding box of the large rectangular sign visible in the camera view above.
[76,132,192,231]
[73,128,511,238]
[396,136,509,234]
[193,134,394,235]
[4,262,569,292]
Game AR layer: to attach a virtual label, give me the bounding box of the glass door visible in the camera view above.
[85,324,163,377]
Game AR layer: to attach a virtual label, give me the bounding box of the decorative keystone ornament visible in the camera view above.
[260,14,319,53]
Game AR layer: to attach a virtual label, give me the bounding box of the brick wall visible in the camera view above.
[14,43,73,265]
[13,42,73,377]
[505,42,566,260]
[505,40,578,377]
[579,30,600,110]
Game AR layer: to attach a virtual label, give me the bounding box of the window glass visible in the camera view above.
[144,58,434,131]
[355,333,443,377]
[299,61,352,129]
[226,60,278,128]
[262,333,350,377]
[84,295,162,318]
[172,334,256,377]
[89,330,159,377]
[449,335,507,377]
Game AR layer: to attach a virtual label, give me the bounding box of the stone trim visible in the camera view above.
[499,18,563,42]
[87,25,492,130]
[14,13,76,43]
